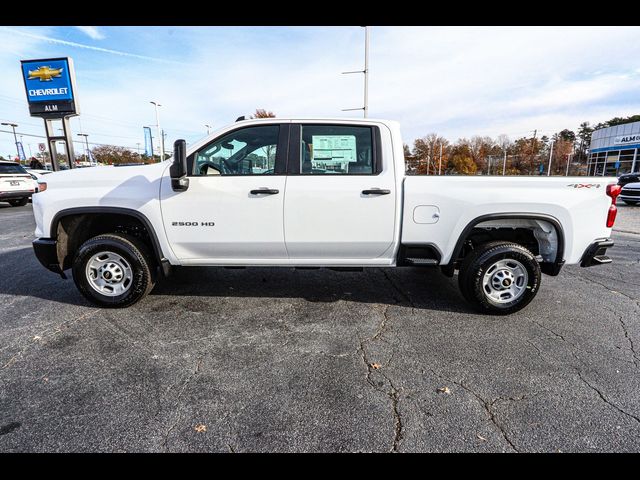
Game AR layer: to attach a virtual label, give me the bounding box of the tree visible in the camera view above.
[251,109,276,118]
[413,134,449,175]
[90,145,141,165]
[450,153,477,175]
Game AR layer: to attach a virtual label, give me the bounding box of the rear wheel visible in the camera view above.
[72,233,156,308]
[8,198,28,207]
[458,241,541,315]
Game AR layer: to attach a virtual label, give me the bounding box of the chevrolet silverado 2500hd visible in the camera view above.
[31,118,620,314]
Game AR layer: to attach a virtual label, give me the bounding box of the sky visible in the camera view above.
[1,25,640,159]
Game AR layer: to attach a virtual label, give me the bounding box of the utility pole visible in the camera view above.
[341,26,370,118]
[502,148,507,176]
[565,151,573,176]
[77,133,90,163]
[438,143,443,175]
[530,129,537,174]
[547,139,554,176]
[1,122,19,159]
[150,101,164,161]
[136,142,141,154]
[364,25,369,118]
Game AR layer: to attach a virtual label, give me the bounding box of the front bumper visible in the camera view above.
[0,190,33,200]
[580,238,614,267]
[33,238,66,278]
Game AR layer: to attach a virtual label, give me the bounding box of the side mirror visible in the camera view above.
[170,139,189,191]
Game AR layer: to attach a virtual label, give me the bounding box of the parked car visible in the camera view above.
[25,168,53,193]
[0,160,36,206]
[620,182,640,206]
[32,117,619,314]
[617,173,640,187]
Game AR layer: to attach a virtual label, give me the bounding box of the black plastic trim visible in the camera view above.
[443,213,565,275]
[50,207,166,268]
[32,238,66,278]
[580,238,614,267]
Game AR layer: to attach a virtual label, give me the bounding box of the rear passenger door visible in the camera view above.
[283,123,397,261]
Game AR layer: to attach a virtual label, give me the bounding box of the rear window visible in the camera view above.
[0,163,27,174]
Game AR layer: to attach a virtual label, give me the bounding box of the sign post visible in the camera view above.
[20,57,80,171]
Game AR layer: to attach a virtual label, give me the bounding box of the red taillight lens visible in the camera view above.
[607,205,617,228]
[606,184,622,199]
[605,183,621,228]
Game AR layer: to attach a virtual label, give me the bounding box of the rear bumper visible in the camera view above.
[32,238,66,277]
[0,190,33,200]
[580,238,614,267]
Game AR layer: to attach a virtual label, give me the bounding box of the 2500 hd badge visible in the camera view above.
[172,221,215,226]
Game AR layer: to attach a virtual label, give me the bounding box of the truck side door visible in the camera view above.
[283,123,397,261]
[160,123,289,262]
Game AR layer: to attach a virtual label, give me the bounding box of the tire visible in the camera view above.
[8,198,28,207]
[458,241,541,315]
[622,200,638,206]
[72,233,156,308]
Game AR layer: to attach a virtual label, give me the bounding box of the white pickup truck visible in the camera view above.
[32,118,620,314]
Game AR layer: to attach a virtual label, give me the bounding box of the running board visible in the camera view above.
[405,258,439,266]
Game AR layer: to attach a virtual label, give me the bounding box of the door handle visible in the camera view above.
[362,188,391,195]
[250,188,279,195]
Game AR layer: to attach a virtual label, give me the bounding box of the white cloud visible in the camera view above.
[75,26,105,40]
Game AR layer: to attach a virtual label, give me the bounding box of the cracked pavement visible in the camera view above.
[0,203,639,452]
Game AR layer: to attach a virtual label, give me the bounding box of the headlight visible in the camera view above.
[37,182,47,192]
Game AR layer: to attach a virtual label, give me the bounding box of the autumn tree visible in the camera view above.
[91,145,141,165]
[413,134,449,175]
[251,109,276,118]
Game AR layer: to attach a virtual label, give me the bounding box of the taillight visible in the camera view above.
[605,183,621,228]
[37,182,47,193]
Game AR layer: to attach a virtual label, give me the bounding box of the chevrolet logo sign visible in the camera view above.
[28,66,63,82]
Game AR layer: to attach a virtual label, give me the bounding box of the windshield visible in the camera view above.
[0,163,27,174]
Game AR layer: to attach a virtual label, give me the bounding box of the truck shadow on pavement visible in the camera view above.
[0,247,471,313]
[148,265,472,313]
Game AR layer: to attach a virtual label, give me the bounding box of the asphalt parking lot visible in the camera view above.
[1,202,639,452]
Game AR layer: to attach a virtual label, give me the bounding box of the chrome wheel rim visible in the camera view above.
[482,259,528,305]
[86,251,133,297]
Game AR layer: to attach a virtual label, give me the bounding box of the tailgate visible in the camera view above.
[0,175,34,192]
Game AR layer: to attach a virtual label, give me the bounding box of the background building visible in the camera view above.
[588,121,640,176]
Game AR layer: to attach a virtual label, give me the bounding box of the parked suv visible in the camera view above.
[0,161,36,206]
[620,182,640,206]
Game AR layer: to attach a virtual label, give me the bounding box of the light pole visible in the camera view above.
[136,142,141,154]
[438,143,443,175]
[502,148,507,176]
[150,101,164,161]
[205,124,212,135]
[341,26,370,118]
[77,133,90,164]
[547,139,555,176]
[1,122,19,159]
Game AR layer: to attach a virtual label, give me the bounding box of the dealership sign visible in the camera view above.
[614,134,640,145]
[20,57,79,117]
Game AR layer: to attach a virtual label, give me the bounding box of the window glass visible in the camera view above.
[0,163,27,174]
[300,125,374,175]
[193,125,279,176]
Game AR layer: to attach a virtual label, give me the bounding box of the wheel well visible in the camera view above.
[442,217,563,276]
[54,212,159,271]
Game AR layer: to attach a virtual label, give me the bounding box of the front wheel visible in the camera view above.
[458,241,541,315]
[8,198,28,207]
[72,233,156,308]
